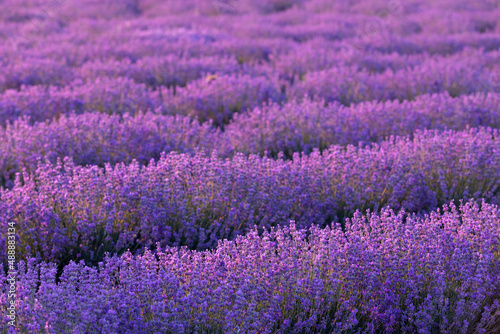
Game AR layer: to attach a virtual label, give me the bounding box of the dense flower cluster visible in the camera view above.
[1,201,499,333]
[226,92,500,156]
[0,111,224,184]
[77,55,241,89]
[168,73,284,126]
[288,49,500,104]
[1,92,500,185]
[1,127,499,267]
[0,77,163,125]
[2,0,500,332]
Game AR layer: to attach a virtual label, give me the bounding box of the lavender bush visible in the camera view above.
[0,77,163,126]
[0,111,226,184]
[77,55,241,89]
[288,49,500,105]
[226,92,500,156]
[1,201,499,333]
[0,90,499,186]
[168,73,283,127]
[1,127,499,267]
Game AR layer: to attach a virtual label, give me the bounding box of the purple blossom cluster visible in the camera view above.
[76,55,241,89]
[2,0,500,331]
[2,91,500,186]
[288,49,500,105]
[2,51,498,127]
[226,92,500,156]
[168,73,283,126]
[0,58,74,92]
[0,111,224,184]
[0,77,162,125]
[1,201,499,333]
[1,127,499,267]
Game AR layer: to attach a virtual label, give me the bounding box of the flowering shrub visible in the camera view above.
[1,128,499,267]
[169,74,283,126]
[0,77,163,125]
[0,111,226,184]
[226,92,500,156]
[288,49,500,104]
[1,201,499,333]
[0,58,75,92]
[77,55,241,89]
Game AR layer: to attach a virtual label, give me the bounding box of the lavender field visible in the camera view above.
[1,0,500,333]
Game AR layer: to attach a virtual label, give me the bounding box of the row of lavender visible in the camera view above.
[1,4,499,63]
[2,36,500,92]
[0,51,498,141]
[0,127,499,267]
[4,0,500,19]
[1,201,499,333]
[1,0,498,129]
[1,49,499,112]
[1,92,499,184]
